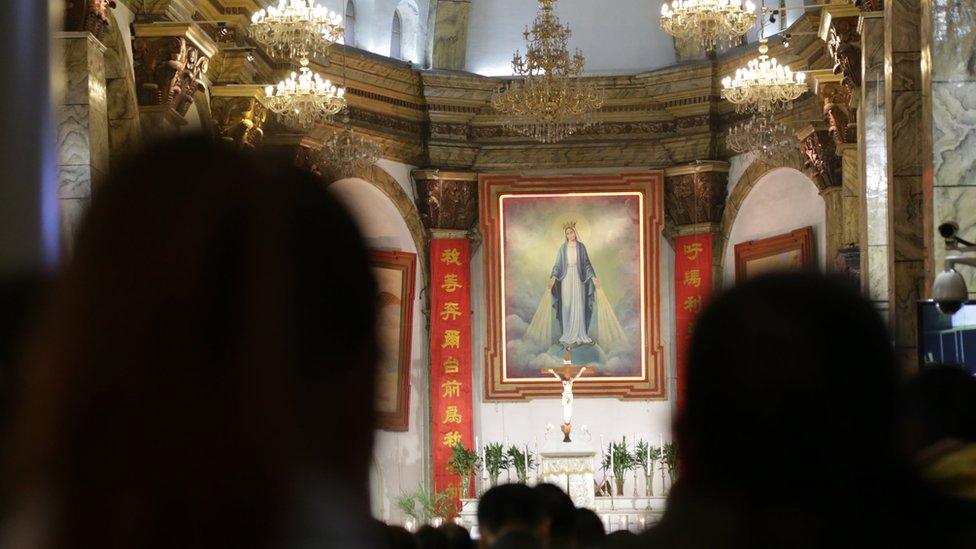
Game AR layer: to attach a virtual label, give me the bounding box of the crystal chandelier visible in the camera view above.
[250,0,343,61]
[726,113,796,159]
[721,38,807,113]
[660,0,757,51]
[320,125,382,177]
[263,58,346,130]
[490,0,604,143]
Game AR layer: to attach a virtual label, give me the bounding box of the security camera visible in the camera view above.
[934,220,976,314]
[933,268,967,315]
[769,12,777,23]
[939,221,959,241]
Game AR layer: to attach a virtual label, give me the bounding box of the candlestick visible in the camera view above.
[658,433,664,449]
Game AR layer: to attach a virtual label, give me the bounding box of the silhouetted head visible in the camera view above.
[573,507,606,548]
[534,483,576,546]
[678,273,901,502]
[415,524,448,549]
[477,483,545,547]
[438,523,472,549]
[905,364,976,453]
[5,136,378,548]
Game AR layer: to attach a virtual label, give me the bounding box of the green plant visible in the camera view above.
[506,445,536,483]
[447,444,480,477]
[600,437,636,479]
[484,442,511,485]
[663,442,677,481]
[395,484,455,522]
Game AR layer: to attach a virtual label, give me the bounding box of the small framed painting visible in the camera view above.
[371,250,417,432]
[734,227,815,283]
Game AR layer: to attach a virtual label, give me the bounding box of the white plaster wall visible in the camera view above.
[329,164,428,523]
[722,167,826,286]
[325,0,430,65]
[466,0,677,76]
[470,233,677,495]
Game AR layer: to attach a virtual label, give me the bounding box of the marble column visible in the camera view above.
[56,32,109,259]
[923,0,976,300]
[859,11,890,324]
[798,123,848,273]
[885,0,926,371]
[430,0,471,70]
[131,23,217,140]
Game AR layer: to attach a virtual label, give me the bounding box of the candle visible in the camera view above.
[524,444,529,481]
[610,440,615,475]
[475,436,479,453]
[658,433,664,450]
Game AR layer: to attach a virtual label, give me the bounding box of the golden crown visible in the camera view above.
[562,221,577,231]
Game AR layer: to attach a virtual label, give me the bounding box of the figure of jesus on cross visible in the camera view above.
[543,348,590,443]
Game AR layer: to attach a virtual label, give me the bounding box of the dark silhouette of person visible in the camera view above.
[534,483,576,547]
[415,524,449,549]
[1,136,380,548]
[438,522,473,549]
[642,273,975,548]
[477,484,545,548]
[905,364,976,501]
[573,507,605,548]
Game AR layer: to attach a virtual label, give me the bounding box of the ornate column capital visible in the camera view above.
[798,122,842,193]
[818,7,861,92]
[132,23,217,120]
[663,161,730,228]
[64,0,112,42]
[412,169,479,233]
[210,85,268,149]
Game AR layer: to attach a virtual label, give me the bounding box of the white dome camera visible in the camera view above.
[934,220,976,315]
[933,268,967,315]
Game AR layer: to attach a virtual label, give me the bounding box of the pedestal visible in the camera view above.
[540,439,596,509]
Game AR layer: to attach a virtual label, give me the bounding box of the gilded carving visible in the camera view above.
[211,96,268,149]
[414,175,479,231]
[132,36,210,116]
[821,83,857,145]
[664,171,728,226]
[799,127,842,192]
[65,0,113,41]
[825,18,861,91]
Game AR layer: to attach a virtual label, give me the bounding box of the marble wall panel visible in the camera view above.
[431,0,471,70]
[930,0,976,82]
[868,244,890,302]
[58,105,93,167]
[58,165,92,199]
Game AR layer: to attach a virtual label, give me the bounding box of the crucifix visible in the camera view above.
[542,348,591,443]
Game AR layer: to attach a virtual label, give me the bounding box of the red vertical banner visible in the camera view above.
[674,233,714,411]
[429,239,474,508]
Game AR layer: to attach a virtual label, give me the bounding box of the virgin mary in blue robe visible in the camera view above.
[549,226,597,347]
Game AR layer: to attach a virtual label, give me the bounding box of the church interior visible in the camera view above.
[1,0,975,547]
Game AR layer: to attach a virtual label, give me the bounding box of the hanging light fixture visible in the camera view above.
[320,121,382,177]
[721,37,807,113]
[263,58,346,130]
[250,0,343,61]
[660,0,757,51]
[726,112,796,159]
[491,0,604,143]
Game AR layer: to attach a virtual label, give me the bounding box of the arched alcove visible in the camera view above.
[392,0,420,63]
[327,169,429,523]
[720,163,826,286]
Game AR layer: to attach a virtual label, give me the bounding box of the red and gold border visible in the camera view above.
[480,172,666,401]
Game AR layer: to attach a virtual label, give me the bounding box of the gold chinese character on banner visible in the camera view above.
[683,268,702,288]
[441,274,463,293]
[443,430,462,447]
[442,330,461,349]
[440,248,462,266]
[440,302,462,321]
[683,295,702,313]
[443,357,460,374]
[442,379,461,397]
[443,405,462,424]
[684,243,704,261]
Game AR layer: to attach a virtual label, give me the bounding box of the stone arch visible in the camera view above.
[717,152,816,283]
[325,163,428,280]
[102,8,141,167]
[393,0,421,63]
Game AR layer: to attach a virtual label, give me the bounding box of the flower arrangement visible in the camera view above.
[506,445,536,483]
[447,444,480,498]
